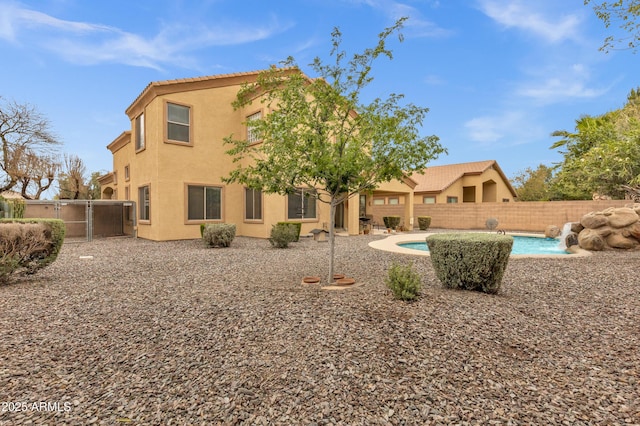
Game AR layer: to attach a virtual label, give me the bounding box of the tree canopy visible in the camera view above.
[223,18,446,282]
[0,97,61,198]
[585,0,640,52]
[550,87,640,199]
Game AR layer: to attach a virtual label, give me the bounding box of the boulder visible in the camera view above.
[544,225,561,238]
[580,212,608,229]
[594,226,613,238]
[578,229,605,251]
[565,232,579,248]
[628,222,640,240]
[606,232,639,249]
[607,207,639,228]
[570,222,584,234]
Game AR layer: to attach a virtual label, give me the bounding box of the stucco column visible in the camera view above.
[348,195,360,235]
[404,192,414,231]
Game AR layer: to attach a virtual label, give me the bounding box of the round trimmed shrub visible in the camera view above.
[426,233,513,294]
[417,216,431,231]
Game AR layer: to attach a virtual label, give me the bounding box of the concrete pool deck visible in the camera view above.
[368,231,592,259]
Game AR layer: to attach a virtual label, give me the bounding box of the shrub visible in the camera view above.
[426,233,513,294]
[200,223,206,237]
[277,222,301,242]
[383,216,401,229]
[0,219,66,283]
[385,262,422,301]
[8,199,26,218]
[202,223,236,248]
[417,216,431,231]
[269,223,298,248]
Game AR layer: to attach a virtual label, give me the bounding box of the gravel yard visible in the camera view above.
[0,233,638,425]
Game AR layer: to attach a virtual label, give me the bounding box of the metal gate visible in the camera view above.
[19,200,137,242]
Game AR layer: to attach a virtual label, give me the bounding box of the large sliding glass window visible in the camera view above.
[188,185,221,220]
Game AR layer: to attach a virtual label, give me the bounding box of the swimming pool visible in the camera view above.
[398,236,569,255]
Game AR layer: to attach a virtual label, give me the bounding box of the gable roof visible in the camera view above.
[125,67,302,119]
[410,160,517,197]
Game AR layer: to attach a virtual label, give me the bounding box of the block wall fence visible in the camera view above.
[416,200,632,231]
[372,200,631,232]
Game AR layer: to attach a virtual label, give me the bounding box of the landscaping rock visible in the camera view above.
[578,228,605,251]
[578,205,640,251]
[544,225,561,238]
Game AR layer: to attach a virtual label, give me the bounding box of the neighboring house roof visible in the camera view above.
[0,190,25,199]
[410,160,517,197]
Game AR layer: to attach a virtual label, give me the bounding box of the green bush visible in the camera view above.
[417,216,431,231]
[8,199,26,218]
[426,233,513,294]
[269,223,298,248]
[200,223,206,237]
[0,219,66,283]
[385,262,422,301]
[202,223,236,248]
[383,216,401,229]
[277,222,301,242]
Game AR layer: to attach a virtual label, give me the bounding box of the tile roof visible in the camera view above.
[410,160,516,196]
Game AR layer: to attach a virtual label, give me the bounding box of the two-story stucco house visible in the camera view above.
[99,69,417,241]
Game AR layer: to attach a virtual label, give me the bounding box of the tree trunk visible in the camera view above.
[328,198,337,285]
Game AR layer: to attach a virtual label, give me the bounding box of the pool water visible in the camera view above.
[398,236,568,255]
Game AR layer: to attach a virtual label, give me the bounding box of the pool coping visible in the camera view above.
[368,231,592,259]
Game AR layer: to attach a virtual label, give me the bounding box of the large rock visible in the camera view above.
[580,212,608,229]
[570,222,584,234]
[607,207,639,228]
[565,232,579,248]
[578,228,605,251]
[606,232,639,249]
[544,225,561,238]
[628,222,640,240]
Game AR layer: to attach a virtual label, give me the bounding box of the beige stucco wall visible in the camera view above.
[106,80,345,241]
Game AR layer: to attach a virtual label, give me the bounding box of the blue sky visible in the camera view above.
[1,0,638,194]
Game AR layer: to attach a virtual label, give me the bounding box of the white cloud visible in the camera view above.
[516,63,608,104]
[0,3,289,70]
[348,0,452,37]
[464,110,542,145]
[477,0,582,43]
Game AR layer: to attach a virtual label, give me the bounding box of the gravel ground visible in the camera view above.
[0,232,638,425]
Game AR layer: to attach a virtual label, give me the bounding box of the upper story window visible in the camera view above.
[447,196,458,204]
[135,113,145,151]
[423,196,436,204]
[388,197,399,205]
[167,102,191,144]
[246,111,262,144]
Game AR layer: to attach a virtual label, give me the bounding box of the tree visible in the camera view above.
[550,88,640,199]
[224,18,446,283]
[0,97,61,197]
[57,154,88,199]
[512,164,554,201]
[585,0,640,52]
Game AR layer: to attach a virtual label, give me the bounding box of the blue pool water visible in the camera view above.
[398,236,569,255]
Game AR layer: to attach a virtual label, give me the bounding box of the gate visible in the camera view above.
[19,200,136,242]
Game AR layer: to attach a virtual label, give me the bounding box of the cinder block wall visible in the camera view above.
[413,200,631,232]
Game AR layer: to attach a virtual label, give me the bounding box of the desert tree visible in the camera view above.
[585,0,640,52]
[0,97,60,196]
[223,18,446,283]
